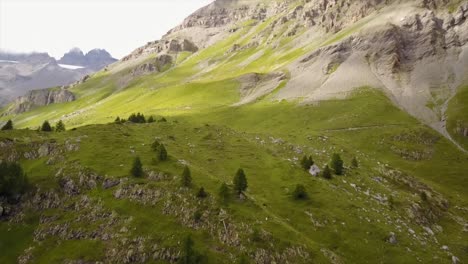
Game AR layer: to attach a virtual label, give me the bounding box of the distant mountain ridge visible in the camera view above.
[58,48,117,70]
[0,48,116,107]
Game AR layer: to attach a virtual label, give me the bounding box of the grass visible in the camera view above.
[446,85,468,150]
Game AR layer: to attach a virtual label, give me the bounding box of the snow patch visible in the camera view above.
[58,64,85,70]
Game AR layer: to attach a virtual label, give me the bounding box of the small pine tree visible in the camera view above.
[331,153,344,175]
[196,187,208,198]
[178,235,204,264]
[151,139,161,151]
[420,191,428,202]
[41,121,52,132]
[181,166,192,187]
[351,157,359,168]
[115,117,121,124]
[159,117,167,122]
[233,168,248,195]
[1,120,13,130]
[147,116,155,123]
[55,120,66,132]
[300,155,314,171]
[308,156,314,166]
[293,184,308,200]
[218,183,229,204]
[130,157,143,177]
[158,144,168,161]
[322,165,332,179]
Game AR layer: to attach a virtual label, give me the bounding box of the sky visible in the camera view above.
[0,0,213,59]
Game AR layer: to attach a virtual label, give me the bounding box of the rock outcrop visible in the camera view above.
[58,48,117,70]
[5,88,76,114]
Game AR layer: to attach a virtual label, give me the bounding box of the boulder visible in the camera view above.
[387,232,398,244]
[103,178,121,189]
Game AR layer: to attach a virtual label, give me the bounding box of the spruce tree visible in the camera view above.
[0,161,28,198]
[1,120,13,130]
[115,117,121,124]
[130,157,143,177]
[322,165,332,179]
[181,166,192,187]
[331,153,344,175]
[293,184,308,200]
[41,121,52,132]
[351,157,359,168]
[148,116,155,123]
[178,235,203,264]
[159,144,168,161]
[233,168,248,195]
[196,187,207,198]
[218,183,229,204]
[55,120,66,132]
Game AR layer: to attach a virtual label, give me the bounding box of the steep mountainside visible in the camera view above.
[1,0,468,263]
[58,48,117,71]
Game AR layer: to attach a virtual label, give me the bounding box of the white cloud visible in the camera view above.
[0,0,213,59]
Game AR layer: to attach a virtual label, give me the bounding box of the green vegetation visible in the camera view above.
[55,120,66,132]
[322,165,332,180]
[181,165,192,187]
[330,153,344,175]
[41,121,52,132]
[446,85,468,149]
[292,184,308,200]
[233,168,248,195]
[1,120,13,130]
[0,162,29,198]
[300,155,314,171]
[130,157,143,177]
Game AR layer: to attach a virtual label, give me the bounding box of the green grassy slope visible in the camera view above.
[1,89,467,263]
[446,85,468,150]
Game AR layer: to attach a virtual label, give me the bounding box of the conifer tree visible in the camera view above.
[196,187,207,198]
[159,144,168,161]
[293,184,308,200]
[55,120,66,132]
[331,153,344,175]
[148,116,155,123]
[115,117,121,124]
[233,168,248,195]
[1,120,13,130]
[41,121,52,132]
[130,157,143,177]
[218,183,229,204]
[322,165,332,179]
[181,165,192,187]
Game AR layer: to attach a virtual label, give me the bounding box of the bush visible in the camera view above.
[196,187,208,198]
[233,168,248,195]
[1,120,13,130]
[322,165,332,179]
[181,166,192,187]
[331,153,344,175]
[130,157,143,177]
[55,120,66,132]
[41,121,53,132]
[0,162,29,198]
[292,184,308,200]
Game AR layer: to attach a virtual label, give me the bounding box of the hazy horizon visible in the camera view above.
[0,0,213,59]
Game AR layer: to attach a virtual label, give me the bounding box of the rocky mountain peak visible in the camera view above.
[58,48,117,70]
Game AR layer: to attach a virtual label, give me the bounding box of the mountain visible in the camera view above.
[1,0,468,263]
[58,48,118,71]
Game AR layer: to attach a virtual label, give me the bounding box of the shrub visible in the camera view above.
[233,168,248,195]
[1,120,13,130]
[130,157,143,177]
[292,184,308,200]
[41,121,53,132]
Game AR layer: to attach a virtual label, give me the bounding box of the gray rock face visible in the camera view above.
[131,55,173,77]
[5,88,75,114]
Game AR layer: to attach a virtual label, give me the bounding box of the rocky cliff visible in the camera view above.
[58,48,117,70]
[4,88,76,115]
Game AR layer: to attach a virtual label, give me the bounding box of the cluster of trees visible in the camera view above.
[300,155,314,171]
[0,162,29,198]
[115,113,167,124]
[151,140,168,162]
[1,120,66,132]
